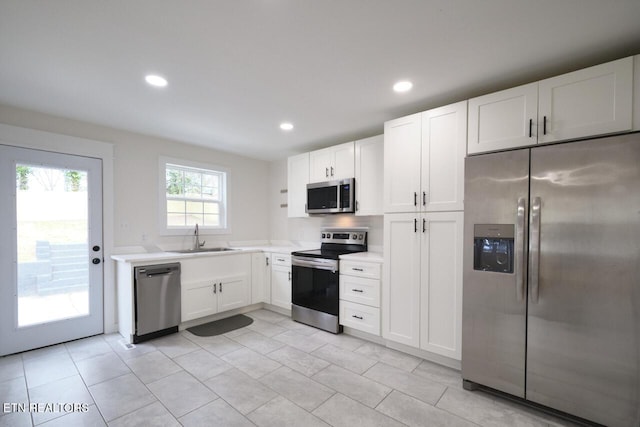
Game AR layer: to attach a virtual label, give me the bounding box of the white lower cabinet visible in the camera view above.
[251,252,271,304]
[181,254,251,322]
[339,258,382,336]
[340,300,380,336]
[270,253,292,310]
[383,211,464,360]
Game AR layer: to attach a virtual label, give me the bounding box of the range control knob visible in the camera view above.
[326,233,331,239]
[358,234,363,240]
[352,234,357,239]
[321,233,326,238]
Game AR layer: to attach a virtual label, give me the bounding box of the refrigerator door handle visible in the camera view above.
[529,196,542,303]
[516,197,526,301]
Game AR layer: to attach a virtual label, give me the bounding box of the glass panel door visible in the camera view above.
[16,165,90,327]
[0,145,103,356]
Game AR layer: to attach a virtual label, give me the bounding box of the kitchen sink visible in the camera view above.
[170,247,237,253]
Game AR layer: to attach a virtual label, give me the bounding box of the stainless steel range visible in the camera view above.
[291,228,367,333]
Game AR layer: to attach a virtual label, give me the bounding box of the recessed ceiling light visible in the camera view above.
[393,80,413,93]
[145,74,168,87]
[280,122,294,131]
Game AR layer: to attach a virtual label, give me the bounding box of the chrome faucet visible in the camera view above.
[194,223,205,250]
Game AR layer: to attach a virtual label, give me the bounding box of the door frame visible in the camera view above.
[0,124,116,339]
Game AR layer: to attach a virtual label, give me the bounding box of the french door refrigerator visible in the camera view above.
[462,132,640,427]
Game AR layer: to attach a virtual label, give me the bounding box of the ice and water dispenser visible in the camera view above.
[473,224,514,274]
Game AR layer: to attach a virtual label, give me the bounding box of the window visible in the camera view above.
[160,158,229,234]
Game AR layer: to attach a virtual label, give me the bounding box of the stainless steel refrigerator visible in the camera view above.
[462,132,640,427]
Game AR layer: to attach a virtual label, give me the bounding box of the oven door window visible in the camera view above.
[292,265,339,315]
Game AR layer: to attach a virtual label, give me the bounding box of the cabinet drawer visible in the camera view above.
[340,260,381,280]
[340,301,380,336]
[339,275,380,307]
[271,253,291,267]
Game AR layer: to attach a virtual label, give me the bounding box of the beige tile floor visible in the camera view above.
[0,309,582,426]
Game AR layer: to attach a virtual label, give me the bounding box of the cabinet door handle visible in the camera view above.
[352,315,364,320]
[220,282,223,292]
[414,192,417,206]
[422,191,426,206]
[266,257,269,266]
[422,218,426,233]
[543,116,547,135]
[352,289,364,293]
[326,167,329,178]
[288,271,291,281]
[356,200,359,212]
[352,267,364,272]
[330,166,334,176]
[414,218,417,233]
[529,119,533,138]
[213,283,217,294]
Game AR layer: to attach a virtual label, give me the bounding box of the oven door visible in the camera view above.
[291,256,339,315]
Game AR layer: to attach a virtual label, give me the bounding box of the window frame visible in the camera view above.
[158,156,231,236]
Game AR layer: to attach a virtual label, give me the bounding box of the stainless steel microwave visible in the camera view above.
[306,178,355,214]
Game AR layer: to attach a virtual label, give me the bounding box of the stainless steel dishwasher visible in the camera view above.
[133,263,181,343]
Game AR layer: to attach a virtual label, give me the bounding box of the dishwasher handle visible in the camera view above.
[135,263,180,280]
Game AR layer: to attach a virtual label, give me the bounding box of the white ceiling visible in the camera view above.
[1,1,640,161]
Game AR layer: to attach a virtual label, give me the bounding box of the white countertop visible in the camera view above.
[339,251,383,263]
[111,244,317,263]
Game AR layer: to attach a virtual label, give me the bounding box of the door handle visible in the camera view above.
[213,283,217,294]
[352,289,364,293]
[352,315,363,320]
[422,218,426,233]
[414,218,417,233]
[330,166,334,176]
[516,197,526,301]
[422,191,426,206]
[326,167,329,178]
[543,116,547,135]
[220,282,223,292]
[288,271,291,281]
[528,119,533,138]
[414,192,417,206]
[529,197,542,303]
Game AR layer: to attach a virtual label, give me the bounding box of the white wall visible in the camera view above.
[268,158,383,249]
[0,105,271,249]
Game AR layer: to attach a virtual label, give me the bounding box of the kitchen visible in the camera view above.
[1,1,640,426]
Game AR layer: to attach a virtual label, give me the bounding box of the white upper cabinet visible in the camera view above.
[383,113,422,213]
[421,101,467,211]
[468,56,634,154]
[384,102,467,214]
[309,141,355,183]
[538,56,633,144]
[287,152,309,218]
[468,83,538,154]
[354,135,383,216]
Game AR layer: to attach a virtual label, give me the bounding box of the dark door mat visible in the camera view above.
[186,314,254,337]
